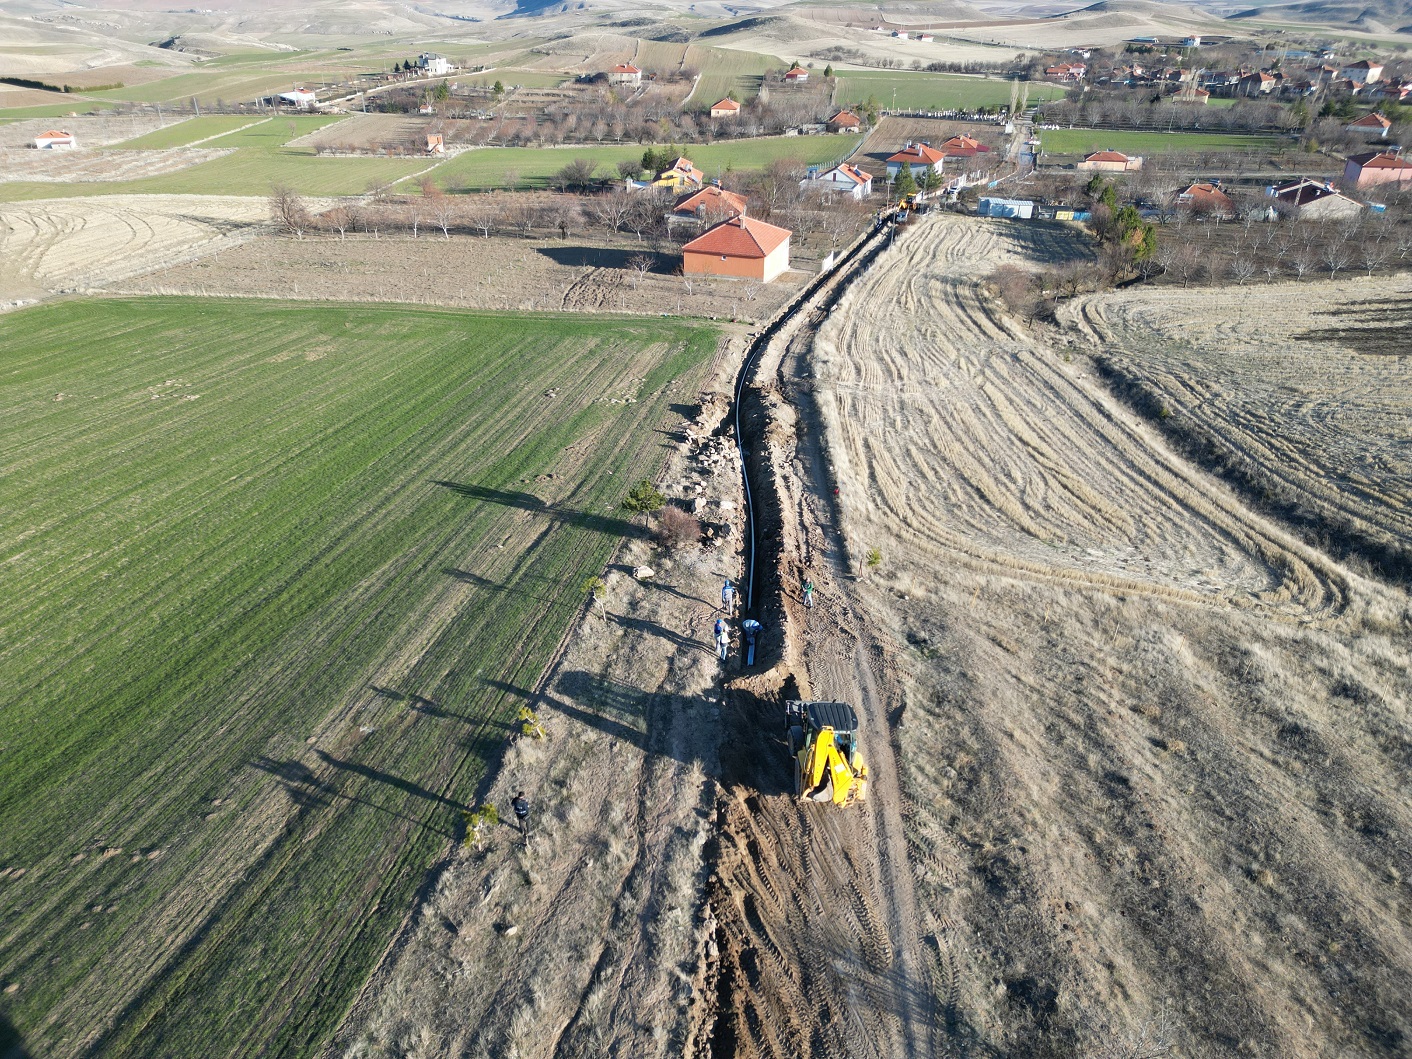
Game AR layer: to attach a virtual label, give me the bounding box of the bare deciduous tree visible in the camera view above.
[626,253,655,286]
[269,184,309,238]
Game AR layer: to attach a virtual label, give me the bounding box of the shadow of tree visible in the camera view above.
[0,1012,31,1059]
[249,754,456,838]
[432,480,643,539]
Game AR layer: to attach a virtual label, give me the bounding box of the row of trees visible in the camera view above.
[269,165,871,251]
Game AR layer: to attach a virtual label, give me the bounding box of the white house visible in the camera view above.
[886,142,945,180]
[34,130,76,149]
[800,162,873,200]
[1338,59,1383,85]
[418,53,451,76]
[278,88,318,109]
[609,63,642,86]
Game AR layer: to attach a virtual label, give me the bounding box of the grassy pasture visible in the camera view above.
[199,113,345,146]
[835,71,1067,111]
[0,297,714,1059]
[1038,128,1293,156]
[686,44,780,105]
[426,132,857,190]
[459,68,570,89]
[105,115,274,149]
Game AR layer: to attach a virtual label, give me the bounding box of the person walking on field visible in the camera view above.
[714,619,730,661]
[511,791,530,844]
[803,578,814,609]
[721,579,736,614]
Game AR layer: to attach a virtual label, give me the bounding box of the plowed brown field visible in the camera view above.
[735,215,1412,1059]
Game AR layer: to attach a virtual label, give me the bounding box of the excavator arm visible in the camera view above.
[798,725,868,806]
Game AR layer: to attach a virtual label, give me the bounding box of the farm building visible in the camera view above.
[682,215,792,282]
[1345,112,1391,137]
[1078,150,1142,172]
[979,197,1034,218]
[653,157,705,191]
[827,110,863,132]
[800,162,873,200]
[1175,87,1211,104]
[1338,59,1383,85]
[1176,181,1234,216]
[893,30,910,39]
[426,133,444,154]
[918,33,935,42]
[418,53,451,76]
[1343,150,1412,189]
[1268,179,1363,220]
[277,88,318,109]
[670,184,747,225]
[1045,63,1086,81]
[886,142,945,180]
[33,130,75,149]
[783,67,809,83]
[609,64,642,86]
[709,98,741,118]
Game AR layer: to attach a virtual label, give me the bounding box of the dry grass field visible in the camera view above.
[0,195,273,305]
[1068,278,1412,584]
[120,222,815,320]
[799,216,1412,1058]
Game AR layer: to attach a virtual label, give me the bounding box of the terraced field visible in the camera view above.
[0,298,716,1059]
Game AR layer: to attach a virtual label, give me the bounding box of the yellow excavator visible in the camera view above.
[785,700,868,806]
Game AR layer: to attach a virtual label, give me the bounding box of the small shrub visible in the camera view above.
[517,705,546,740]
[865,547,883,573]
[621,479,665,522]
[462,803,499,849]
[655,505,700,550]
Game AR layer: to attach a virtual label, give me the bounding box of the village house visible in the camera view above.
[938,134,989,158]
[709,98,740,118]
[1175,87,1211,104]
[826,109,863,132]
[277,87,318,109]
[783,67,809,83]
[893,30,910,40]
[33,130,75,149]
[669,184,747,226]
[1236,71,1277,96]
[1045,62,1086,81]
[609,63,642,86]
[1368,81,1411,102]
[1346,112,1392,137]
[1269,178,1363,220]
[1078,150,1143,172]
[1338,59,1383,85]
[1175,181,1235,217]
[418,53,451,76]
[799,161,873,200]
[886,142,945,180]
[1343,149,1412,189]
[425,133,444,154]
[918,33,935,42]
[652,156,705,191]
[681,214,792,282]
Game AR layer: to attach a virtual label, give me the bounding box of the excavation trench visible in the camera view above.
[700,215,940,1059]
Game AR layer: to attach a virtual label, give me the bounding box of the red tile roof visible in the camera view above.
[828,110,862,126]
[1348,112,1392,128]
[887,143,944,165]
[683,215,791,258]
[673,185,748,216]
[940,134,989,156]
[38,130,73,138]
[1348,151,1412,170]
[611,64,641,74]
[1084,150,1131,162]
[710,97,740,111]
[828,163,870,185]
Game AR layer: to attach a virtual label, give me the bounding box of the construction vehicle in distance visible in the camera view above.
[785,700,868,806]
